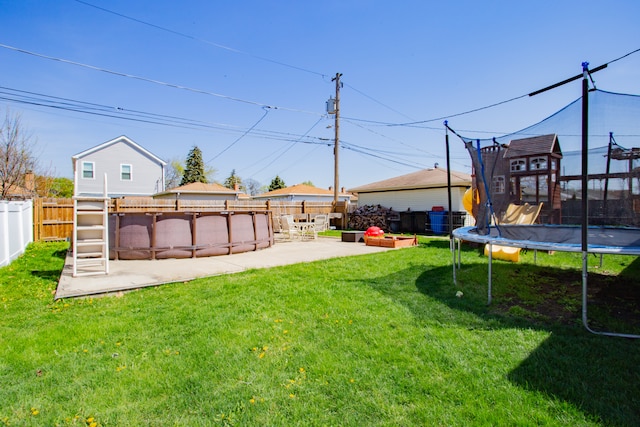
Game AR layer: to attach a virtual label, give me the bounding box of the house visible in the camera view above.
[72,136,166,197]
[153,182,240,201]
[252,183,353,203]
[348,167,472,212]
[1,172,35,200]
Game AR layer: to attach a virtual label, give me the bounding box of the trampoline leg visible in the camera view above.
[451,238,457,286]
[487,242,492,305]
[582,250,640,339]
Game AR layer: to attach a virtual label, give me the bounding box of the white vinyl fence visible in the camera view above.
[0,200,33,268]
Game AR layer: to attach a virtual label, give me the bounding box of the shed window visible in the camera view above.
[121,164,132,181]
[510,159,526,172]
[530,157,548,170]
[82,162,94,179]
[492,176,505,194]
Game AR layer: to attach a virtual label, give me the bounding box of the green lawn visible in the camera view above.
[1,238,639,426]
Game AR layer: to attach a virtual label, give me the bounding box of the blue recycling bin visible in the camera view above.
[429,211,446,235]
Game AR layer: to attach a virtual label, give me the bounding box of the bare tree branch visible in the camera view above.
[0,109,39,199]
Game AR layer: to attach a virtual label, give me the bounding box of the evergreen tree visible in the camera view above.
[269,175,286,191]
[180,146,207,185]
[224,169,242,190]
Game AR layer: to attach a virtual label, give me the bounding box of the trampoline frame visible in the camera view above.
[452,225,640,339]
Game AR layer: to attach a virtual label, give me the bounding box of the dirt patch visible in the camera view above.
[493,269,640,331]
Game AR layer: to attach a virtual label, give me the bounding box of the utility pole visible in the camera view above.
[331,72,342,205]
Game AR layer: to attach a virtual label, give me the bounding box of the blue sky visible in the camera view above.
[1,0,639,190]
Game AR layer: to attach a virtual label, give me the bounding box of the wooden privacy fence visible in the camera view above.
[33,197,349,241]
[33,198,74,242]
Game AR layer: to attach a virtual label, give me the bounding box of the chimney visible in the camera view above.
[234,183,239,192]
[341,187,345,193]
[328,186,333,192]
[25,171,35,193]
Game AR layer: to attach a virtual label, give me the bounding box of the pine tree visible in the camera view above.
[224,169,242,190]
[180,146,207,185]
[269,175,286,191]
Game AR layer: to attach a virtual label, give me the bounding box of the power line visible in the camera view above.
[247,117,325,179]
[344,47,640,128]
[343,82,416,121]
[0,43,323,116]
[0,85,334,145]
[73,0,329,79]
[207,107,272,163]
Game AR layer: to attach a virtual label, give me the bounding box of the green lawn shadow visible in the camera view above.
[361,245,640,426]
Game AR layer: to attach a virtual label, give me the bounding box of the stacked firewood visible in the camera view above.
[348,204,397,232]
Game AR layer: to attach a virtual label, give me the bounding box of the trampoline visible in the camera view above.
[442,63,640,338]
[453,225,640,256]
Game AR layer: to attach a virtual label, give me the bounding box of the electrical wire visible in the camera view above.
[0,85,341,146]
[247,117,325,178]
[73,0,329,79]
[343,82,416,121]
[0,43,323,116]
[207,107,272,163]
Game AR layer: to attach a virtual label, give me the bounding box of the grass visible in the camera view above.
[1,238,639,426]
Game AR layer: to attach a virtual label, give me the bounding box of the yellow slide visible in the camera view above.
[483,244,521,262]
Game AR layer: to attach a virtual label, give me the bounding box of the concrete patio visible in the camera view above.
[55,237,393,299]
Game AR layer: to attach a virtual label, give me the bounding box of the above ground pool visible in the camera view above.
[108,211,274,260]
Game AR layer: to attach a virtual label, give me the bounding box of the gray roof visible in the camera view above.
[72,135,167,165]
[348,168,471,193]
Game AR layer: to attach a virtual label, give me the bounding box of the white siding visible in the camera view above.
[357,187,468,212]
[75,141,164,197]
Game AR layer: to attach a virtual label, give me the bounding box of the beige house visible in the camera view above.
[153,182,240,201]
[253,183,352,203]
[349,167,471,212]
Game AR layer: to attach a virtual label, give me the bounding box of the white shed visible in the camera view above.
[349,168,471,212]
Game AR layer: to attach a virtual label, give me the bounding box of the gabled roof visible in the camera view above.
[348,168,471,193]
[253,183,350,199]
[72,135,167,165]
[154,182,238,196]
[503,134,562,158]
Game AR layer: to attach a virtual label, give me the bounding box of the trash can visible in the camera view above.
[414,211,427,233]
[429,210,447,235]
[400,212,414,232]
[450,211,467,231]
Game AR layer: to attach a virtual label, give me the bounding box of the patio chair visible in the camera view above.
[280,215,302,240]
[312,214,329,232]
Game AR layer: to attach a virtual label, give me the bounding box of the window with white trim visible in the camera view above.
[530,156,548,170]
[492,176,505,194]
[82,161,94,179]
[510,159,526,172]
[121,164,132,181]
